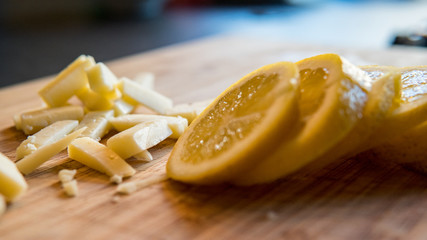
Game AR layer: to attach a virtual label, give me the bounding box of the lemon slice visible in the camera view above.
[232,54,371,185]
[166,62,300,184]
[304,66,401,170]
[363,66,427,148]
[363,66,427,172]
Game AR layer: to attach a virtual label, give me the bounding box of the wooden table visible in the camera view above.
[1,35,427,240]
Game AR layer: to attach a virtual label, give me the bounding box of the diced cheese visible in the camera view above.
[19,105,84,135]
[76,87,114,111]
[107,120,172,159]
[86,63,120,99]
[132,72,155,89]
[133,150,153,161]
[110,114,188,139]
[165,104,198,123]
[16,120,78,160]
[13,114,22,130]
[0,152,28,202]
[117,173,168,194]
[110,174,123,184]
[16,127,86,175]
[58,169,77,183]
[39,55,95,107]
[118,77,173,114]
[166,99,212,123]
[77,110,114,141]
[112,98,136,116]
[68,137,135,178]
[62,180,78,197]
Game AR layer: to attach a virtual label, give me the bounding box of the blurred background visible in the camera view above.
[0,0,426,87]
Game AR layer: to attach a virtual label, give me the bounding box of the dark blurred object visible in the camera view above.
[0,0,169,26]
[392,34,427,47]
[392,20,427,47]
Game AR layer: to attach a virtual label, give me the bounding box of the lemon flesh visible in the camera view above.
[361,66,427,149]
[363,67,427,172]
[232,54,370,185]
[166,62,300,184]
[304,66,401,170]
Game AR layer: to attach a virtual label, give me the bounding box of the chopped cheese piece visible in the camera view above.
[63,180,78,197]
[13,114,22,130]
[110,174,123,184]
[117,173,168,194]
[0,153,28,202]
[77,110,114,141]
[165,104,198,123]
[58,169,77,183]
[113,98,136,116]
[0,194,5,216]
[16,127,86,175]
[86,63,120,99]
[76,87,115,111]
[132,72,155,89]
[107,120,172,159]
[68,137,135,178]
[39,55,95,107]
[166,99,212,123]
[118,77,173,114]
[19,105,84,135]
[16,120,78,160]
[133,150,153,161]
[110,114,188,139]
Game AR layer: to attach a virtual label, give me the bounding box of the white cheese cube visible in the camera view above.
[19,105,84,135]
[63,180,78,197]
[86,63,121,99]
[16,127,86,175]
[68,137,135,178]
[16,120,78,160]
[39,55,95,107]
[107,120,172,159]
[110,114,187,139]
[58,169,77,183]
[77,110,114,141]
[118,77,173,114]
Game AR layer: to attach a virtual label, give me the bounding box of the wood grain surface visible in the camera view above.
[1,35,427,240]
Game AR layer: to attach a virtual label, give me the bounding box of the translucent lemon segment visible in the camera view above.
[363,66,427,148]
[305,67,401,170]
[167,61,300,184]
[362,66,427,173]
[400,66,427,103]
[232,54,370,185]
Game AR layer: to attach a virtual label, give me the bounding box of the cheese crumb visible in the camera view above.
[116,173,168,194]
[110,174,123,184]
[63,180,78,197]
[58,169,77,183]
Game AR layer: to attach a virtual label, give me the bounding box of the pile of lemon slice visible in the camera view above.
[167,53,427,185]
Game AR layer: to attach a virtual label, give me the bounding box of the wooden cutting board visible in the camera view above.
[1,35,427,240]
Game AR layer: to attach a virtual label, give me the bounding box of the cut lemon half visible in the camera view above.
[232,54,371,185]
[166,62,300,184]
